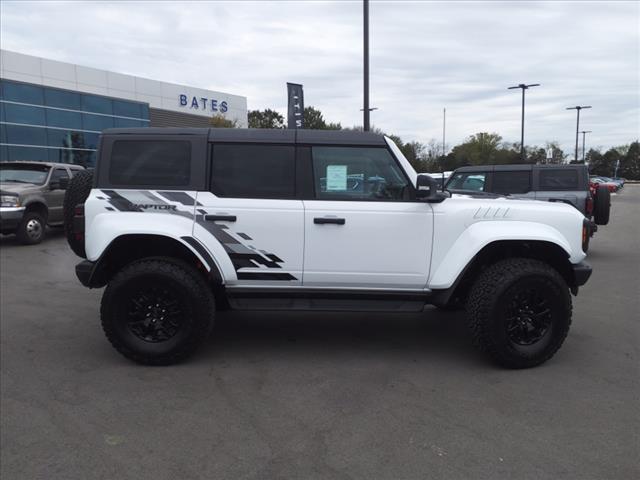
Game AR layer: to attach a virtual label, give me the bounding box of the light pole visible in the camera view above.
[508,83,540,161]
[580,130,592,163]
[363,0,370,131]
[566,106,592,162]
[442,108,446,160]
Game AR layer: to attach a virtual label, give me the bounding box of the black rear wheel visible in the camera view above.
[467,258,572,368]
[593,184,611,226]
[100,258,215,365]
[63,169,93,258]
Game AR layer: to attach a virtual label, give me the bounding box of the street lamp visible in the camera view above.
[508,83,540,161]
[580,130,592,163]
[363,0,370,131]
[566,106,592,162]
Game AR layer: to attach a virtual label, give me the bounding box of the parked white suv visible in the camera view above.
[66,128,592,368]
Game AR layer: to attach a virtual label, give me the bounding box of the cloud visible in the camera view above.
[1,0,638,152]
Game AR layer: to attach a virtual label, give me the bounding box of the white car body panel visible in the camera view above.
[193,193,304,286]
[303,200,433,289]
[428,195,586,289]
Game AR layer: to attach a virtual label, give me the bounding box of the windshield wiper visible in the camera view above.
[1,179,31,183]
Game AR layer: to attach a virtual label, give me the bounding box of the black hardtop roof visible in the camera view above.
[102,128,387,146]
[453,163,587,173]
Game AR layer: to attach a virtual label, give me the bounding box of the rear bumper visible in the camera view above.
[572,261,592,287]
[75,260,107,288]
[75,260,94,287]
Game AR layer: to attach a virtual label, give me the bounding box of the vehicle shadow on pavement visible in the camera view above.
[0,227,65,247]
[203,307,480,366]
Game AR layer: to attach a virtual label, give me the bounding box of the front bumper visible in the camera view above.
[0,207,25,233]
[572,261,592,287]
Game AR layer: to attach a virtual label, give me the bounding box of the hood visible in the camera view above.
[0,182,42,195]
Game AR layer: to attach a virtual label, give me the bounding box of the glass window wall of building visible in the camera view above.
[0,79,149,166]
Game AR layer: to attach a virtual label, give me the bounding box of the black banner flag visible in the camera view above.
[287,83,304,129]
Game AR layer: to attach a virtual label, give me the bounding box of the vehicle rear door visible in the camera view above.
[534,167,582,212]
[194,142,304,286]
[302,144,432,289]
[44,167,70,223]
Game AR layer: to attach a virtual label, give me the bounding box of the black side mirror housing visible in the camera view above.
[416,175,447,202]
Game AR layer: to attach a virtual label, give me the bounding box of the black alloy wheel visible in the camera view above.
[505,288,553,347]
[126,286,185,343]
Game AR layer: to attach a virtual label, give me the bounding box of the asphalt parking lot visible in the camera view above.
[1,187,638,480]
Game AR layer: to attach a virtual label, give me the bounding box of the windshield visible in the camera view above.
[0,166,50,185]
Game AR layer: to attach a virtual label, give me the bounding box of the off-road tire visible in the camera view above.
[593,184,611,226]
[100,257,215,365]
[63,169,93,258]
[467,258,572,369]
[16,211,46,245]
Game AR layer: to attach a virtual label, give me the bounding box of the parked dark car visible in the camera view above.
[445,164,610,226]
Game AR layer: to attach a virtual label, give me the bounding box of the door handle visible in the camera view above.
[204,214,237,222]
[314,217,346,225]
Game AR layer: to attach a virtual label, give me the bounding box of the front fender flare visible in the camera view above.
[428,221,575,289]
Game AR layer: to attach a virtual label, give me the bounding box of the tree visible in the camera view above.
[400,141,427,172]
[620,141,639,180]
[303,106,342,130]
[248,109,285,129]
[209,114,237,128]
[527,147,547,164]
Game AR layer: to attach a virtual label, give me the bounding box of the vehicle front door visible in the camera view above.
[302,145,433,289]
[194,143,304,286]
[44,167,70,224]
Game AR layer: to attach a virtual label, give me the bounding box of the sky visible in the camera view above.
[1,0,638,154]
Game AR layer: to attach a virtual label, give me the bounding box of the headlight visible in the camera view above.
[0,195,20,207]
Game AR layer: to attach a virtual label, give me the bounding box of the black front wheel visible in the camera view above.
[467,258,572,369]
[100,258,215,365]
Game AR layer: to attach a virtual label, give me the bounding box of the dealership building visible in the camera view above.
[0,49,247,166]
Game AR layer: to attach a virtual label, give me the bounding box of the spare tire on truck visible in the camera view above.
[593,184,611,226]
[63,169,93,258]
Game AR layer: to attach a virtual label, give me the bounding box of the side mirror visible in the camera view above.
[416,175,448,202]
[416,175,438,199]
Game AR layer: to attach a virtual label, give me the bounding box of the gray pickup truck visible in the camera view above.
[0,161,84,244]
[445,164,610,226]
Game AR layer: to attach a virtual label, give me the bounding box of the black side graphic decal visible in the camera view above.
[195,216,297,281]
[98,190,295,281]
[157,191,202,206]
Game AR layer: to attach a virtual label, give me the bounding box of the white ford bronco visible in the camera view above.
[67,128,592,368]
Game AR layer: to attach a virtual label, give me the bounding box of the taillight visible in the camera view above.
[74,204,84,217]
[582,220,590,252]
[585,196,593,216]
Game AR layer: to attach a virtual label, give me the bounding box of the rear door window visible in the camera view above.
[108,140,191,187]
[210,144,295,198]
[492,171,531,194]
[539,169,579,190]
